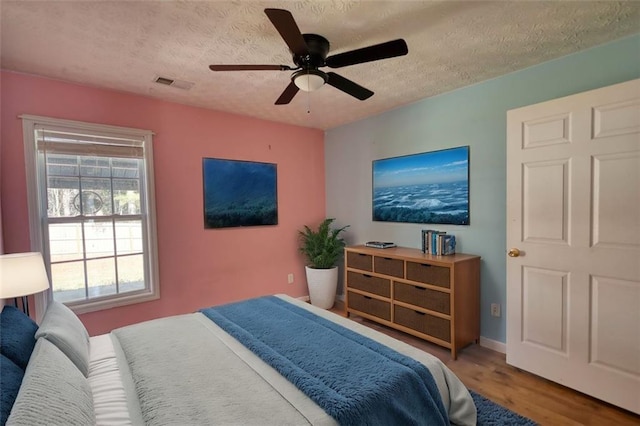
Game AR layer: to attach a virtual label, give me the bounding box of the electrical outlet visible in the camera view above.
[287,273,294,284]
[491,303,501,317]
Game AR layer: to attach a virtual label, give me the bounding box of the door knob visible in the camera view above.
[508,248,521,257]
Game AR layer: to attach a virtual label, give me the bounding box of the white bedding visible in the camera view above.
[87,295,476,425]
[88,335,132,426]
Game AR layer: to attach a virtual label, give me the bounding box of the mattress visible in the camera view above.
[6,294,475,425]
[86,295,475,425]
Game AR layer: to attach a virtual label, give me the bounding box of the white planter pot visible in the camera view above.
[305,266,338,309]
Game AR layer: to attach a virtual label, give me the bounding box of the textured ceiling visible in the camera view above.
[1,1,639,130]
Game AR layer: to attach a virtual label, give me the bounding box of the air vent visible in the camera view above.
[154,76,174,85]
[153,76,194,91]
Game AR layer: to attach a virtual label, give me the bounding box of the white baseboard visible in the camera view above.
[479,336,506,354]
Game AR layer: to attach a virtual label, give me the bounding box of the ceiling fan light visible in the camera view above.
[293,70,327,92]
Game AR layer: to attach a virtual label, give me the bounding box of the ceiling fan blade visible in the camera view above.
[275,81,300,105]
[264,8,308,57]
[326,72,373,100]
[209,65,292,71]
[325,39,408,68]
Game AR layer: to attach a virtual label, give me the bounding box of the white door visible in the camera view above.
[506,79,640,414]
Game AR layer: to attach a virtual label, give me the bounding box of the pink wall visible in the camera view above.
[1,71,326,335]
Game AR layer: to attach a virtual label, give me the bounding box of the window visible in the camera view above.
[22,115,159,316]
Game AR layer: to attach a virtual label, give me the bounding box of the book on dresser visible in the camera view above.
[344,244,480,359]
[364,241,397,249]
[439,234,456,255]
[422,230,456,255]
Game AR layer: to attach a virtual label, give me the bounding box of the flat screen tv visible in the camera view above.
[372,146,469,225]
[203,158,278,229]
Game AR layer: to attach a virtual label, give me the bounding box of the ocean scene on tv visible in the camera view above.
[203,158,278,228]
[373,146,469,225]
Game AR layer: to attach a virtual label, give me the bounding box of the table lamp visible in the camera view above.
[0,252,50,316]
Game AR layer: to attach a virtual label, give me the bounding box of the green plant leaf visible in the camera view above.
[298,218,349,269]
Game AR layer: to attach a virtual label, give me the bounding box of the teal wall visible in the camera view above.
[324,34,640,344]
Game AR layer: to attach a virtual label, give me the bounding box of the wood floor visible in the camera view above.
[330,303,639,426]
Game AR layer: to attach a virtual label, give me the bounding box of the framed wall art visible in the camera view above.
[372,146,469,225]
[203,158,278,229]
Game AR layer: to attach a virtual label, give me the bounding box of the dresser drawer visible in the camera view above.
[374,256,404,278]
[394,282,450,315]
[346,251,373,271]
[347,271,390,298]
[348,291,391,321]
[406,262,450,288]
[394,305,451,343]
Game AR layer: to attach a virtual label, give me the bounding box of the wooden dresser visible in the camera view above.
[344,245,480,359]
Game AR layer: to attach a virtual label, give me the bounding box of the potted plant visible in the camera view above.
[298,218,349,309]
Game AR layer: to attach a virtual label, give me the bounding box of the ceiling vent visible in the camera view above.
[153,76,194,90]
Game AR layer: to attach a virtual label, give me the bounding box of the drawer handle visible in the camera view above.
[363,274,372,278]
[414,310,426,316]
[384,257,393,260]
[358,253,368,257]
[414,286,426,290]
[364,296,372,300]
[420,263,432,267]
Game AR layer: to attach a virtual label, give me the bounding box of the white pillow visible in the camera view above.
[6,338,95,425]
[34,301,90,377]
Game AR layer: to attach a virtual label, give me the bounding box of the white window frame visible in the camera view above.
[21,115,160,320]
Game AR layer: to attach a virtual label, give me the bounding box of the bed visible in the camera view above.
[1,294,476,425]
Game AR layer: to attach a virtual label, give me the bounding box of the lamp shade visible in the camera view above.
[0,252,50,298]
[293,70,327,92]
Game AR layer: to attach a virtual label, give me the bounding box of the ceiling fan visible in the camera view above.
[209,8,408,105]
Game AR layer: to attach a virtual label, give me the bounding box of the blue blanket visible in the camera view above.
[201,296,448,426]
